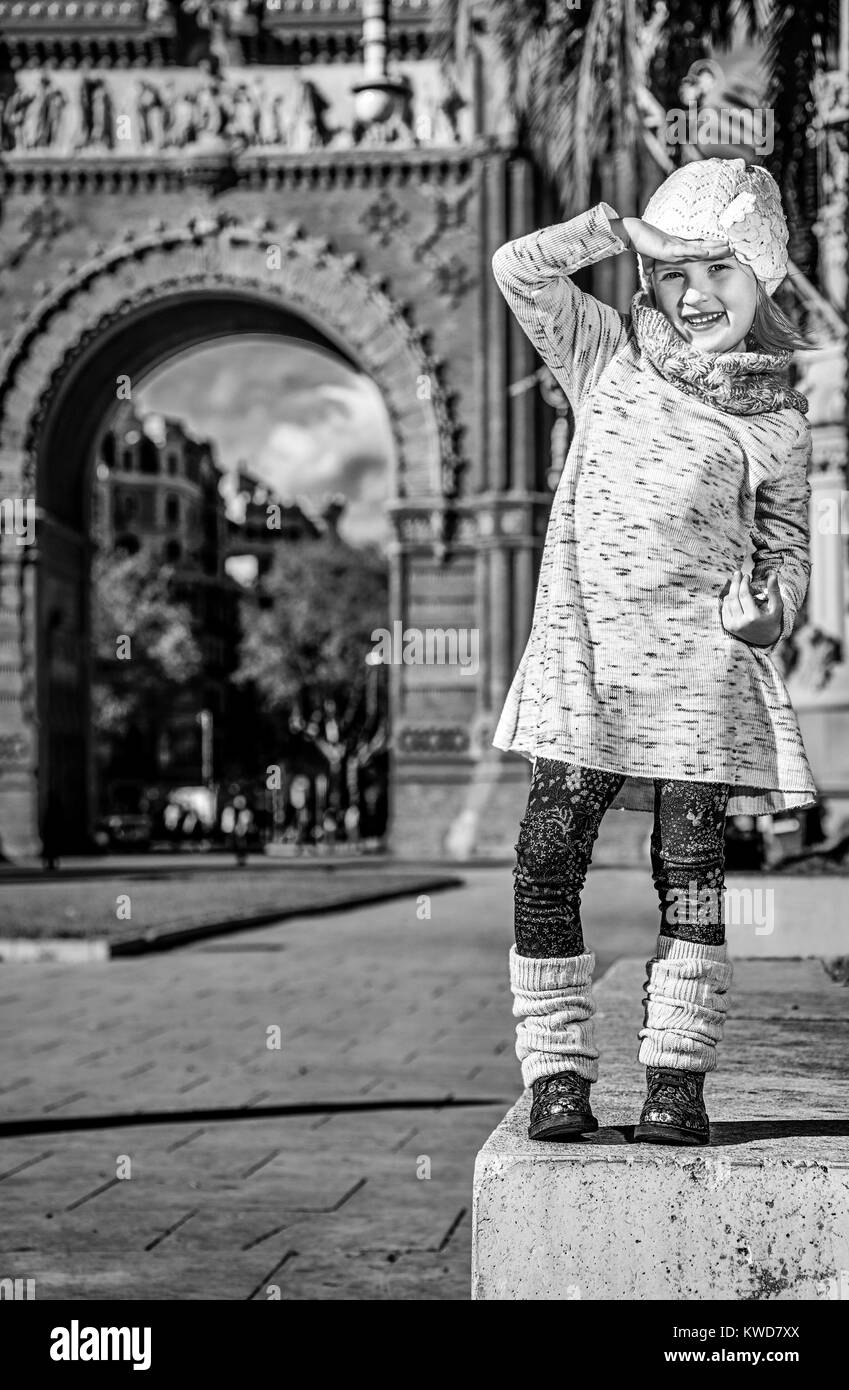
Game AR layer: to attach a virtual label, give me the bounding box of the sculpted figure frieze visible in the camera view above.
[0,59,471,157]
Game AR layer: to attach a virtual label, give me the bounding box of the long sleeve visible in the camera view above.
[750,417,813,649]
[490,201,631,415]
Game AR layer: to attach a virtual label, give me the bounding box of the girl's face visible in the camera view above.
[650,253,758,354]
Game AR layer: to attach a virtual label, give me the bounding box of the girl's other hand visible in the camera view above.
[721,570,783,648]
[616,217,731,277]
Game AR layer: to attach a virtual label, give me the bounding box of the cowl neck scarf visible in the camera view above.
[630,290,808,416]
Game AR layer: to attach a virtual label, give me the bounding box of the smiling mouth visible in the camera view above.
[680,310,727,330]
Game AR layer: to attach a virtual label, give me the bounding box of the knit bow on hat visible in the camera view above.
[638,158,790,296]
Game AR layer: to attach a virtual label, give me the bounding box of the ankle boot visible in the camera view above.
[634,935,731,1146]
[634,1065,709,1145]
[529,1071,598,1141]
[509,946,599,1140]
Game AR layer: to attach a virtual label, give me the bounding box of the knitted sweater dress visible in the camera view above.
[491,201,818,817]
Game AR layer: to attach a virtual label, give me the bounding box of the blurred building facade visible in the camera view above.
[97,406,226,573]
[0,1,846,858]
[225,472,323,585]
[92,406,242,798]
[91,404,387,832]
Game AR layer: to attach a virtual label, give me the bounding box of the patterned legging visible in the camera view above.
[513,757,730,957]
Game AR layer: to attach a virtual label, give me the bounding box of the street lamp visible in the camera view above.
[352,0,409,129]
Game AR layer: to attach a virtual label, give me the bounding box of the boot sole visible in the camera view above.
[528,1113,599,1142]
[633,1121,709,1146]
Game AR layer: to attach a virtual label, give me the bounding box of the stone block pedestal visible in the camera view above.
[473,957,849,1300]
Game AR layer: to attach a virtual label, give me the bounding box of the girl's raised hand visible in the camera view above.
[616,217,731,277]
[721,570,784,648]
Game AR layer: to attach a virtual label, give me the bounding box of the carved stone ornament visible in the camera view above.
[396,723,471,755]
[0,732,29,768]
[0,59,474,162]
[412,180,477,305]
[0,213,466,509]
[810,69,849,316]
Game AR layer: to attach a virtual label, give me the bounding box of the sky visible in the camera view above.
[136,336,395,550]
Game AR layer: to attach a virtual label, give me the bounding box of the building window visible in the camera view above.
[122,449,134,472]
[114,493,137,525]
[167,452,179,475]
[165,494,180,528]
[139,438,159,475]
[164,540,182,563]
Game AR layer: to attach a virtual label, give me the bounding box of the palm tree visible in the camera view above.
[432,0,838,281]
[761,0,838,274]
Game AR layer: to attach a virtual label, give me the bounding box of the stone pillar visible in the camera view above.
[786,52,849,835]
[507,157,535,491]
[486,154,509,494]
[0,539,39,860]
[612,142,638,311]
[785,347,849,835]
[796,345,847,645]
[463,150,547,856]
[474,545,491,717]
[809,468,847,643]
[513,543,536,672]
[487,545,512,712]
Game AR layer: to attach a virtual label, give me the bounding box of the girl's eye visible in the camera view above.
[709,262,732,272]
[659,270,682,281]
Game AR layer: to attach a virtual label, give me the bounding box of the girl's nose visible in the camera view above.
[681,286,708,306]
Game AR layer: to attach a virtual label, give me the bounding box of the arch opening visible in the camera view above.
[32,293,395,853]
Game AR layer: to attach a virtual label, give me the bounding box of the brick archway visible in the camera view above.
[0,211,462,498]
[0,213,463,855]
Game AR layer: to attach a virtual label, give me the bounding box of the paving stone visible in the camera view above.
[4,865,838,1299]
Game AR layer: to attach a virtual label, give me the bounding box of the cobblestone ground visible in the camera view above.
[0,865,661,1300]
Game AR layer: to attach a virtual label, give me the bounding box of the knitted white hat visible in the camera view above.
[637,157,789,297]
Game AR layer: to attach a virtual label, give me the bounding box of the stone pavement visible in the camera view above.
[0,857,464,954]
[0,862,827,1300]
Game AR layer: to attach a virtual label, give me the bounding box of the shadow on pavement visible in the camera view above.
[0,1095,508,1140]
[545,1119,849,1147]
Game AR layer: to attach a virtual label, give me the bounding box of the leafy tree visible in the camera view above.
[92,546,203,736]
[234,534,389,774]
[433,0,836,275]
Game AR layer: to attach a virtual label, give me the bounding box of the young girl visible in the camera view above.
[491,157,817,1146]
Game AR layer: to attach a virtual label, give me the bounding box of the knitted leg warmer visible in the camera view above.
[509,945,598,1088]
[638,935,733,1073]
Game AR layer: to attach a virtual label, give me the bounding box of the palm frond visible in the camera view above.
[436,0,839,276]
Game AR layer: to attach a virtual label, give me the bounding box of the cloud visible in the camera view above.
[136,336,394,546]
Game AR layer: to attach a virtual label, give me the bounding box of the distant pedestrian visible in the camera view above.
[225,794,253,866]
[40,797,63,872]
[321,808,338,850]
[343,803,361,852]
